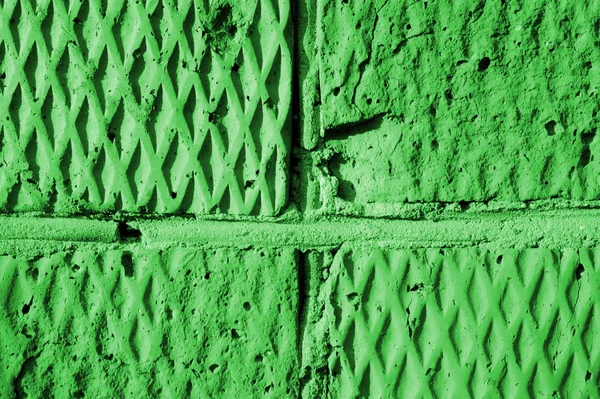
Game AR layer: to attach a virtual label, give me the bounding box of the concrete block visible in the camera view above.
[0,0,292,215]
[302,246,600,397]
[0,247,298,397]
[301,0,600,214]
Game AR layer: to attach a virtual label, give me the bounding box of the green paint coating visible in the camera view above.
[304,0,600,214]
[302,247,600,398]
[0,247,298,397]
[0,0,291,215]
[1,0,599,397]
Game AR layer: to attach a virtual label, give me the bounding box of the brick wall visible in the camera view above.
[2,0,600,397]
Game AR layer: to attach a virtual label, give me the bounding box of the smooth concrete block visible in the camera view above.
[304,0,600,213]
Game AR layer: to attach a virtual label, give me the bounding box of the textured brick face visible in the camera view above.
[317,246,600,398]
[0,0,291,215]
[3,0,600,397]
[0,247,298,398]
[314,0,600,207]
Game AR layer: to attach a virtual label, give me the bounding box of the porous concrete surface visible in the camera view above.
[2,0,600,398]
[1,247,298,398]
[0,0,291,215]
[296,0,600,217]
[300,246,600,398]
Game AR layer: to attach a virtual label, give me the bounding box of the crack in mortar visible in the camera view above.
[297,246,341,398]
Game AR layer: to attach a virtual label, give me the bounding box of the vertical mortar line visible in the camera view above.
[291,0,323,213]
[296,249,309,397]
[296,0,321,150]
[290,0,329,393]
[291,2,307,395]
[290,0,303,211]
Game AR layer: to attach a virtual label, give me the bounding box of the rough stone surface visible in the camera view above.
[0,247,298,398]
[2,0,600,397]
[301,0,600,215]
[302,246,600,398]
[0,0,291,215]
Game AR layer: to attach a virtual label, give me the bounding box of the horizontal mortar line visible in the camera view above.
[0,217,119,243]
[3,198,600,224]
[1,209,600,249]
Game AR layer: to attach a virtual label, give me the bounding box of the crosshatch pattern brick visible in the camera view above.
[322,247,600,398]
[2,0,600,397]
[0,247,298,397]
[0,0,291,215]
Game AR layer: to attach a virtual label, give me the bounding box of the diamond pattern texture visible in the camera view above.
[0,0,291,215]
[0,247,298,397]
[326,247,600,398]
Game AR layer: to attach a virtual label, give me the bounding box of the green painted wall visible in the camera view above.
[2,0,600,397]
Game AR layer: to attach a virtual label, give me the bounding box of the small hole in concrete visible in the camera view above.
[118,221,141,242]
[445,89,453,101]
[429,105,436,117]
[582,128,596,145]
[579,148,592,168]
[121,252,134,278]
[544,120,557,136]
[576,264,585,280]
[478,57,491,71]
